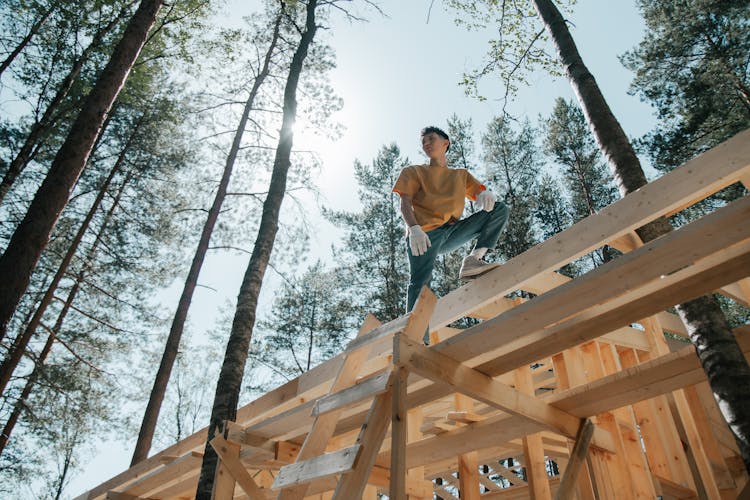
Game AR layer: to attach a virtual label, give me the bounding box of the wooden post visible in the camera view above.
[514,365,552,500]
[390,366,409,500]
[595,342,657,498]
[407,407,428,499]
[577,342,635,500]
[553,351,596,500]
[454,393,481,500]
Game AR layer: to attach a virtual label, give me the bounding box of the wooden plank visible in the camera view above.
[719,279,750,307]
[428,129,750,332]
[209,435,267,499]
[641,317,724,499]
[389,366,409,500]
[461,197,750,375]
[654,475,699,499]
[596,343,657,498]
[121,452,202,497]
[555,419,594,500]
[272,445,361,490]
[405,287,437,342]
[393,334,614,453]
[333,386,393,499]
[447,411,483,424]
[212,437,237,500]
[312,370,391,416]
[551,354,596,500]
[345,315,409,353]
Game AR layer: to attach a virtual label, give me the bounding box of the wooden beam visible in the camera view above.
[121,452,202,498]
[312,370,391,416]
[428,129,750,331]
[404,287,437,342]
[209,435,266,499]
[272,445,362,490]
[447,411,483,424]
[393,334,612,453]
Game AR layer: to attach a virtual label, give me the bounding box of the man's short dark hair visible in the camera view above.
[421,126,450,151]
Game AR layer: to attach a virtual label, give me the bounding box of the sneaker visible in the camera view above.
[459,255,502,280]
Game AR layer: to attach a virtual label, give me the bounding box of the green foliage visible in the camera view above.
[623,0,750,170]
[445,0,574,101]
[482,116,541,259]
[247,262,356,392]
[325,144,411,321]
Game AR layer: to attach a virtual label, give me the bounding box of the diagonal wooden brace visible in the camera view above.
[554,418,595,500]
[393,334,615,453]
[210,434,267,499]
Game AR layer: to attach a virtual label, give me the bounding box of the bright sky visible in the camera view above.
[69,0,656,496]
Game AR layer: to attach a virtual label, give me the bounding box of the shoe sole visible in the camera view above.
[459,261,502,280]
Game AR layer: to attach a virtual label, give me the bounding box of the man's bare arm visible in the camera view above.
[399,194,420,228]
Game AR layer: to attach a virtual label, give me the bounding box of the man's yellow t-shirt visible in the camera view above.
[392,165,486,232]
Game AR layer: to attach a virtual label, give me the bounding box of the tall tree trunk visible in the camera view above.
[0,117,140,393]
[0,0,163,342]
[0,3,56,77]
[0,167,131,458]
[532,0,750,472]
[194,1,318,497]
[0,7,129,206]
[130,8,284,466]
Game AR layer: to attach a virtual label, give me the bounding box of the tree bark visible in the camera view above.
[532,0,750,473]
[0,7,129,206]
[0,0,163,342]
[194,1,318,497]
[129,8,284,466]
[0,116,140,393]
[0,165,131,458]
[0,3,56,77]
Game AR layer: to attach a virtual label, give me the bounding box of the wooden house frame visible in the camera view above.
[77,129,750,499]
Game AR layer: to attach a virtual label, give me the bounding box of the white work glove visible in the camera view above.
[476,190,496,212]
[408,225,431,256]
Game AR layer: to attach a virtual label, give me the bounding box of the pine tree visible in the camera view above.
[247,261,355,392]
[482,116,541,260]
[622,0,750,169]
[325,144,410,320]
[0,0,166,341]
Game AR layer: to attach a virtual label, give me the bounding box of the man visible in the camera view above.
[392,126,508,339]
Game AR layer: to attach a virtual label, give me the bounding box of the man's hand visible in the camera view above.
[476,190,496,212]
[409,225,431,256]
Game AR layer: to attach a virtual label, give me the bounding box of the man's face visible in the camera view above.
[421,132,449,158]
